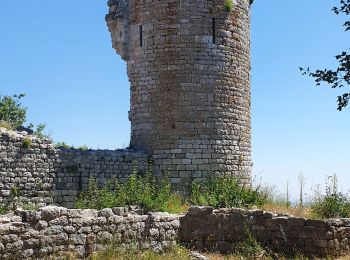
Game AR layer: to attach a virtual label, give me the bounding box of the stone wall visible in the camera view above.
[54,148,149,208]
[1,206,349,259]
[180,207,350,258]
[107,0,252,190]
[0,206,180,259]
[0,128,149,208]
[0,129,57,207]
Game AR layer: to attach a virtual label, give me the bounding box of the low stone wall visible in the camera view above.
[0,206,349,258]
[0,206,180,259]
[0,128,149,208]
[180,207,350,258]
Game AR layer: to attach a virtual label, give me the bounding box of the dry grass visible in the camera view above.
[89,246,191,260]
[0,121,13,130]
[261,203,313,219]
[45,246,350,260]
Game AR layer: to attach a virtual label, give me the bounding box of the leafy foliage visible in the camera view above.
[0,94,26,128]
[22,137,32,149]
[224,0,234,12]
[333,0,350,31]
[233,225,265,258]
[76,166,187,213]
[301,0,350,110]
[30,123,51,140]
[0,204,9,215]
[55,142,74,149]
[312,174,350,218]
[54,142,90,150]
[0,94,50,139]
[191,176,267,208]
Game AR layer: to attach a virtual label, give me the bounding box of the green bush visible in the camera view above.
[54,142,90,150]
[76,168,185,213]
[312,174,350,219]
[312,193,350,218]
[224,0,234,12]
[0,94,26,129]
[191,176,267,208]
[22,137,32,149]
[31,123,51,140]
[0,204,9,215]
[78,145,89,151]
[55,142,73,149]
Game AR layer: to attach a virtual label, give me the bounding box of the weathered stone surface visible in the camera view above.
[106,0,253,190]
[0,128,149,208]
[0,206,180,259]
[180,207,350,258]
[0,206,349,259]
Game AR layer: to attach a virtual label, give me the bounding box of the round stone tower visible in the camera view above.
[106,0,252,189]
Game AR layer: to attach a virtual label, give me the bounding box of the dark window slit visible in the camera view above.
[212,18,216,44]
[139,25,143,47]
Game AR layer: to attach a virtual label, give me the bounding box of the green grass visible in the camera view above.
[22,137,32,148]
[0,204,9,215]
[76,169,265,213]
[191,176,268,209]
[224,0,234,12]
[76,168,188,214]
[90,245,191,260]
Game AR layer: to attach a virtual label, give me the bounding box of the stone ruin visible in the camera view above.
[1,1,350,259]
[106,0,252,189]
[0,0,253,209]
[1,206,350,259]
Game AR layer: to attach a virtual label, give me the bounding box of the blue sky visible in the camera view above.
[0,1,349,199]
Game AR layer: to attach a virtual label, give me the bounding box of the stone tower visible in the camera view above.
[106,0,252,189]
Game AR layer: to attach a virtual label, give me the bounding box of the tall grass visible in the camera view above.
[191,176,268,208]
[76,167,188,213]
[312,174,350,219]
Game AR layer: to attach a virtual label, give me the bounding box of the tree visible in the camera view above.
[300,0,350,111]
[0,94,27,128]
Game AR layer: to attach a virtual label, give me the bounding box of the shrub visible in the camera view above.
[0,204,9,215]
[312,193,350,218]
[0,94,26,129]
[312,174,350,219]
[78,145,89,151]
[224,0,234,12]
[233,225,264,258]
[32,123,51,140]
[55,142,73,149]
[191,176,267,208]
[22,137,32,149]
[76,167,187,213]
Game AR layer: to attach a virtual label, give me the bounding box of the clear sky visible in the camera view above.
[0,0,349,200]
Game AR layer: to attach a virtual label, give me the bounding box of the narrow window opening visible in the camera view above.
[139,25,143,47]
[212,18,216,44]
